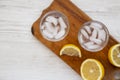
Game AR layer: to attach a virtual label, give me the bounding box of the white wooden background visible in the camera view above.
[0,0,120,80]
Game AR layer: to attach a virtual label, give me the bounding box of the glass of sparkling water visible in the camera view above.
[78,20,109,52]
[40,11,69,42]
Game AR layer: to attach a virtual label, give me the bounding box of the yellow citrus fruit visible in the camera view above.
[108,44,120,67]
[60,44,81,57]
[80,59,105,80]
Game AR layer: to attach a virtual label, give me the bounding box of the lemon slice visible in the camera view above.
[60,44,81,57]
[80,59,105,80]
[108,44,120,67]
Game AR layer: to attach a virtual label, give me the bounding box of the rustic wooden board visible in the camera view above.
[31,0,120,80]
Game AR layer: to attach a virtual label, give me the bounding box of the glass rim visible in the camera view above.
[39,10,70,42]
[78,20,109,52]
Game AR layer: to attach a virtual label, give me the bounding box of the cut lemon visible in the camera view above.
[60,44,81,57]
[80,59,105,80]
[108,44,120,67]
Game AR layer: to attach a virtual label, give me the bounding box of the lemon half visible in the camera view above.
[108,44,120,67]
[80,59,105,80]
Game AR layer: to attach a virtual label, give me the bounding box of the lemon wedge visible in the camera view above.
[60,44,81,57]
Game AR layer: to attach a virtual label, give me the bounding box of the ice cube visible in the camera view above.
[81,29,89,39]
[86,44,100,50]
[58,17,67,29]
[98,29,106,41]
[90,22,102,29]
[84,41,94,47]
[42,29,54,39]
[55,29,65,39]
[84,26,91,34]
[91,29,98,38]
[46,16,58,26]
[90,37,102,45]
[79,34,85,44]
[44,22,55,33]
[40,24,45,30]
[53,25,59,36]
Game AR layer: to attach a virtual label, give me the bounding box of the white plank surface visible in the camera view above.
[0,0,120,80]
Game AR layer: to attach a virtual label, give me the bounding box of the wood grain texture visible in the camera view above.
[32,0,120,80]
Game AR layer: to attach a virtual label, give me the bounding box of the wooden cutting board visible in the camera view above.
[31,0,120,80]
